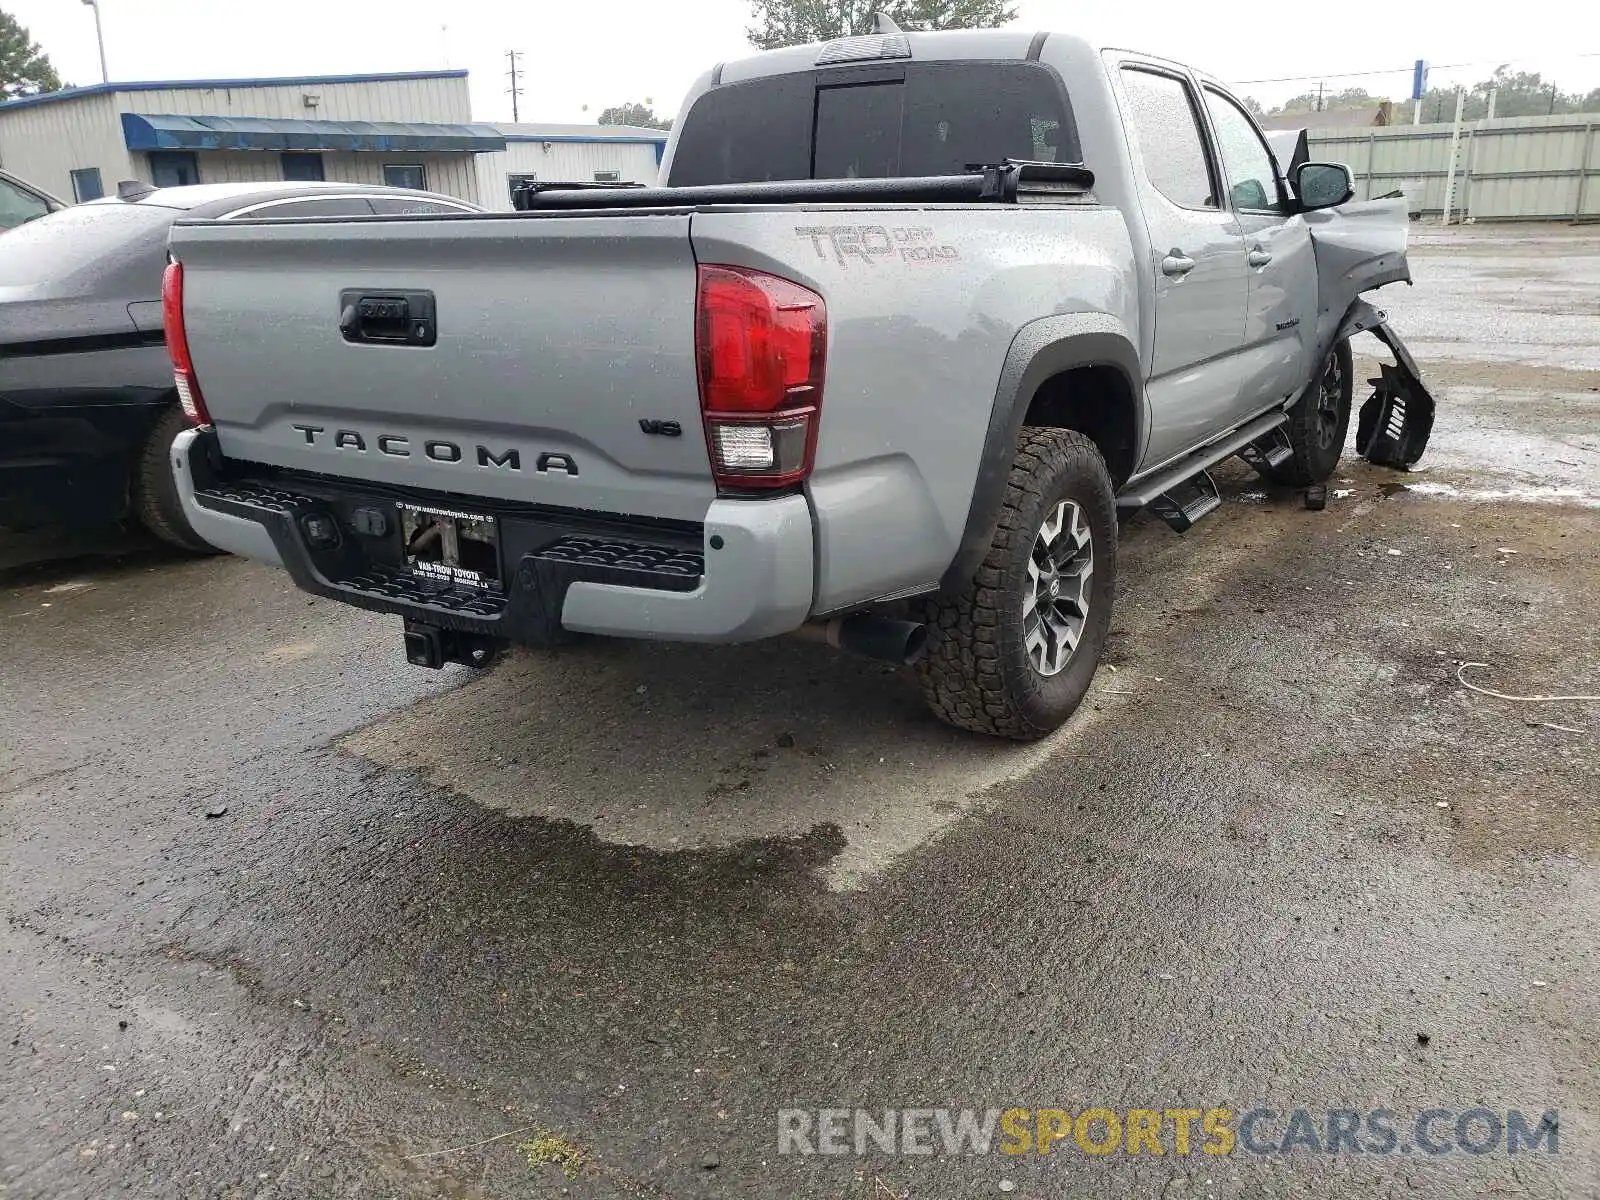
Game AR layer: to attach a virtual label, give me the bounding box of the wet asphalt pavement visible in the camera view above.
[3,226,1598,1199]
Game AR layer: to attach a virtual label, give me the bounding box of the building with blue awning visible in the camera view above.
[0,69,666,211]
[118,113,507,156]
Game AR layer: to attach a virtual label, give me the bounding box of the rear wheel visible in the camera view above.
[916,428,1117,740]
[1267,338,1354,487]
[131,404,220,554]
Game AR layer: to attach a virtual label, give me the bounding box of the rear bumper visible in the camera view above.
[172,427,814,643]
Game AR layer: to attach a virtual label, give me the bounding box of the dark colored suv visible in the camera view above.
[0,181,479,550]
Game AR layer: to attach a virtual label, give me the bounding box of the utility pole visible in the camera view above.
[81,0,108,84]
[505,50,524,123]
[1316,81,1325,112]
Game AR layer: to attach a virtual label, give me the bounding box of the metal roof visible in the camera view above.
[119,113,506,154]
[0,70,469,115]
[496,122,669,143]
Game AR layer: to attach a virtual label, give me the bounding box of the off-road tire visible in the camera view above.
[916,428,1117,740]
[131,405,220,554]
[1266,338,1354,487]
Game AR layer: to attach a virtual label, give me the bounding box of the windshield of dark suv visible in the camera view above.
[668,61,1081,186]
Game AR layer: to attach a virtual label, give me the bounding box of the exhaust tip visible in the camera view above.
[800,615,927,666]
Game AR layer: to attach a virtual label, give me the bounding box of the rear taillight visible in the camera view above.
[162,260,210,425]
[695,264,826,489]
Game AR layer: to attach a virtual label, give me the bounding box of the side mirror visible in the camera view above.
[1295,162,1355,210]
[1230,178,1270,210]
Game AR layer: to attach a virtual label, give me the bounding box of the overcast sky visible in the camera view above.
[9,0,1599,123]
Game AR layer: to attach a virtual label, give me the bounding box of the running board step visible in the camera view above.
[1148,469,1221,533]
[1117,410,1290,512]
[1237,426,1294,475]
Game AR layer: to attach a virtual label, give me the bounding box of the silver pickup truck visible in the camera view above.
[164,29,1434,739]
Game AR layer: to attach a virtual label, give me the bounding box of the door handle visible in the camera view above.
[338,289,437,346]
[1248,246,1273,268]
[1161,250,1196,278]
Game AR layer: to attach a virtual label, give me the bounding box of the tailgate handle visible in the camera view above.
[338,289,437,347]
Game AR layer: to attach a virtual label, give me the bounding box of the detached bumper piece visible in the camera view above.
[185,438,704,651]
[1340,300,1438,470]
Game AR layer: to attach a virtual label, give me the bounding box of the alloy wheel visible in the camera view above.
[1023,499,1093,677]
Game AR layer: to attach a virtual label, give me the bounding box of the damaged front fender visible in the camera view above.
[1338,299,1437,469]
[1303,194,1435,470]
[1306,195,1413,358]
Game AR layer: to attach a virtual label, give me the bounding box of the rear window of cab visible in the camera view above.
[668,61,1082,186]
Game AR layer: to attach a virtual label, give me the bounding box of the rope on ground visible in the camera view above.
[1456,661,1600,704]
[403,1125,537,1160]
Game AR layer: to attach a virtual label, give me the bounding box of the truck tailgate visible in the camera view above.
[170,214,715,522]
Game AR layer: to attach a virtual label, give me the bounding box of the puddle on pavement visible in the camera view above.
[338,636,1083,890]
[1389,481,1600,507]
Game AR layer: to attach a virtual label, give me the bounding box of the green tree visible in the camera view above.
[1,8,63,100]
[597,101,672,130]
[1414,67,1600,122]
[1272,86,1374,115]
[747,0,1016,50]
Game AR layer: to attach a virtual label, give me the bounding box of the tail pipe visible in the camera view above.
[796,615,928,666]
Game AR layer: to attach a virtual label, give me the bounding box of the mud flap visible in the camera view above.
[1336,299,1437,469]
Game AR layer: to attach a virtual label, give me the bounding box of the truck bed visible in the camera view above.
[170,183,1135,616]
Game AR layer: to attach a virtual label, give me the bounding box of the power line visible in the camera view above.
[1230,51,1600,87]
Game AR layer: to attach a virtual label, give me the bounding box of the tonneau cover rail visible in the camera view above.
[510,160,1095,211]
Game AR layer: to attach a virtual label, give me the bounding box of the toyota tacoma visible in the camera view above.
[161,28,1435,739]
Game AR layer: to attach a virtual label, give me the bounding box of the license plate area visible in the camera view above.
[399,503,501,590]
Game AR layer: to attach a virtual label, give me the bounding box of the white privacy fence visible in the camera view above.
[1307,113,1600,222]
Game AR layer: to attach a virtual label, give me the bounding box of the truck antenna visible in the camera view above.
[872,12,903,33]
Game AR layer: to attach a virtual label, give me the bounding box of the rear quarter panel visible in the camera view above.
[692,202,1137,612]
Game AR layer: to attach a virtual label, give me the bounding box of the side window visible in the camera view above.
[1204,89,1281,211]
[223,198,376,220]
[383,164,427,190]
[1118,68,1216,210]
[367,197,472,215]
[0,177,51,229]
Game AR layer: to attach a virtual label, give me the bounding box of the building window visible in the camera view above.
[507,172,539,203]
[148,151,199,189]
[593,169,622,182]
[70,168,105,202]
[383,164,427,190]
[281,153,325,182]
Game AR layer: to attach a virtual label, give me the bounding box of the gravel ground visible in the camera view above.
[2,224,1597,1199]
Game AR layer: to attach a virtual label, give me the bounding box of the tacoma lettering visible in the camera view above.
[477,446,521,470]
[291,427,533,471]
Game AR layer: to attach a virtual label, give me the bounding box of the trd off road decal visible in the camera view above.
[796,225,960,267]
